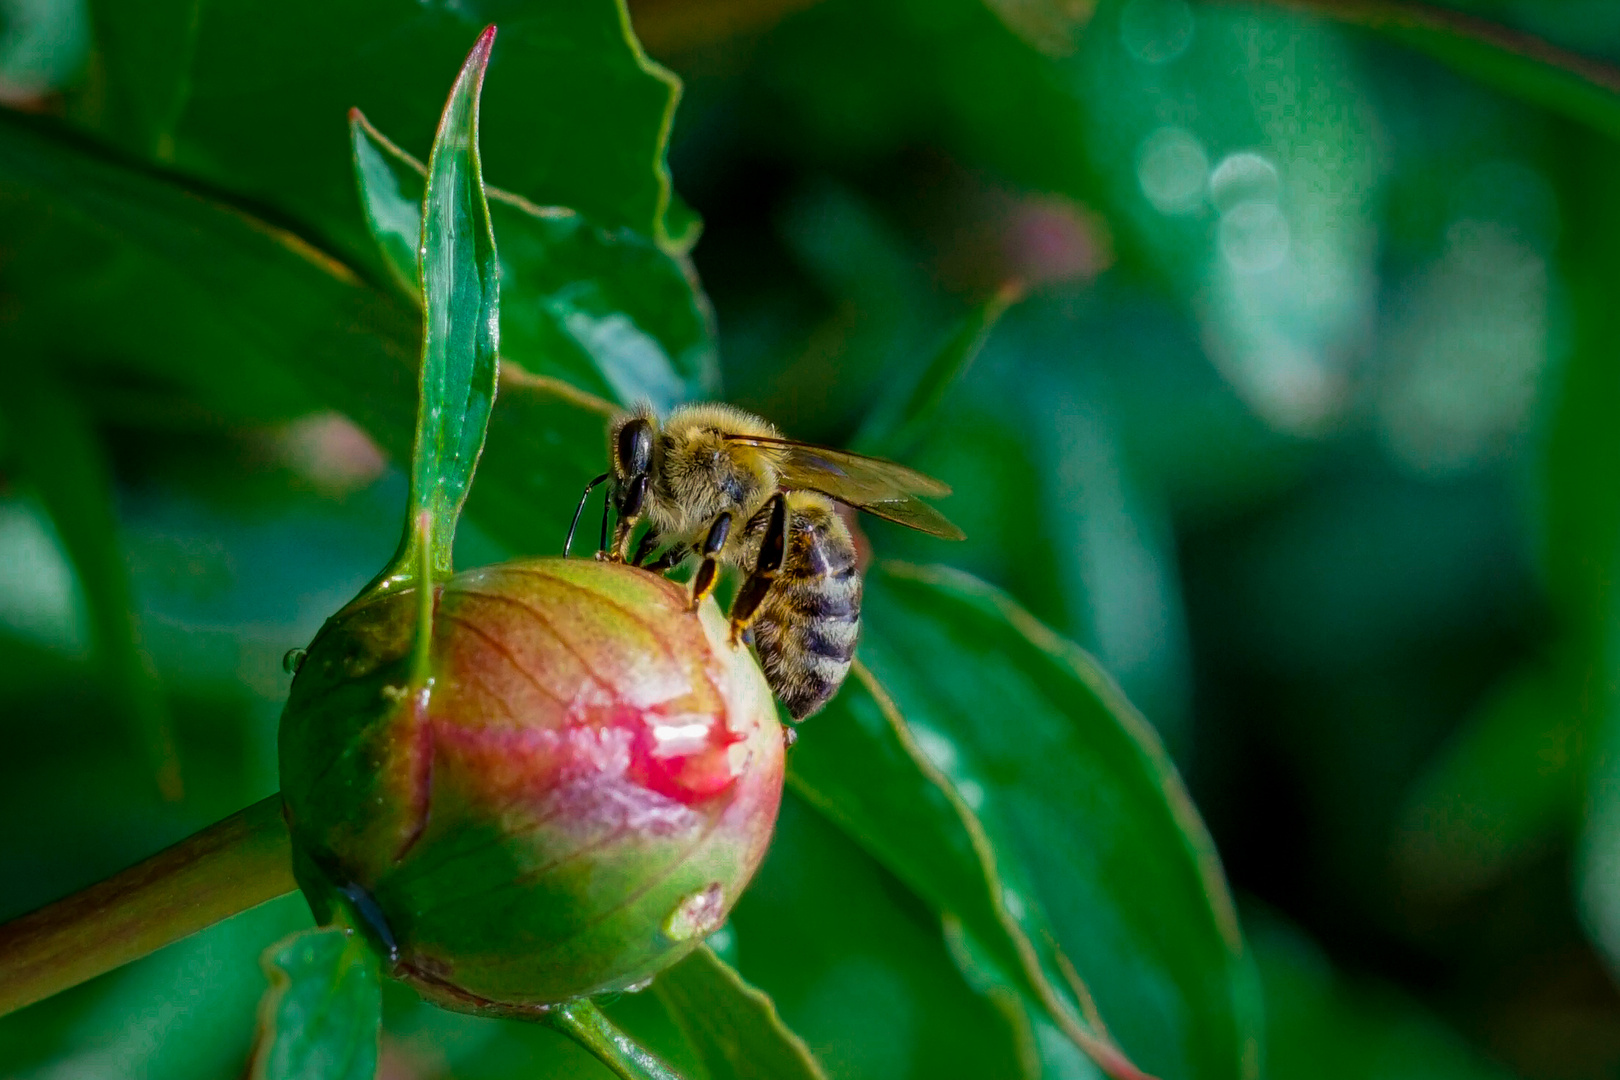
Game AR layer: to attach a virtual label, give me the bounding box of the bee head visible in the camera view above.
[610,408,657,482]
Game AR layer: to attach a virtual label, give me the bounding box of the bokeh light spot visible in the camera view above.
[1137,126,1208,214]
[1209,151,1280,213]
[1219,201,1290,274]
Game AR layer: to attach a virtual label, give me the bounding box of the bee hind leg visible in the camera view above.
[689,512,734,611]
[729,493,787,646]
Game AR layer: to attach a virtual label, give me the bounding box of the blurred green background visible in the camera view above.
[4,0,1620,1077]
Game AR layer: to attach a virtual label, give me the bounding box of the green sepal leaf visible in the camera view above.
[654,946,828,1080]
[796,563,1263,1080]
[350,111,717,411]
[380,25,500,591]
[250,926,382,1080]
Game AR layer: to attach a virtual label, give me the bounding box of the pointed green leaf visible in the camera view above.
[350,111,716,411]
[654,946,828,1080]
[251,927,381,1080]
[793,563,1262,1080]
[388,26,500,586]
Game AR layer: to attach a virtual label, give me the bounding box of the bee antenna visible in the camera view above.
[565,473,611,558]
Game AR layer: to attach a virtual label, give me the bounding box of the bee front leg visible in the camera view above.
[689,512,733,611]
[609,474,648,562]
[729,493,787,646]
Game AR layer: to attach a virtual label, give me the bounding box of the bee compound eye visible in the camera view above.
[618,419,654,476]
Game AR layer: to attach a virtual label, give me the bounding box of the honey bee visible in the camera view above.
[565,402,963,719]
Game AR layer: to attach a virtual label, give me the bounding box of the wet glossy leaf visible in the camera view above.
[251,926,381,1080]
[797,563,1261,1080]
[351,112,716,411]
[654,946,828,1080]
[393,27,499,582]
[74,0,694,260]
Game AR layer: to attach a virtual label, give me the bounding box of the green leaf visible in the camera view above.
[73,0,695,258]
[251,926,382,1080]
[1257,0,1620,141]
[0,110,609,561]
[790,655,1125,1075]
[0,367,181,800]
[654,946,828,1080]
[350,111,717,411]
[729,794,1034,1080]
[795,563,1261,1080]
[386,26,500,587]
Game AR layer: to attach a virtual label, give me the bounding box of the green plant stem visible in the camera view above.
[0,794,296,1018]
[546,999,686,1080]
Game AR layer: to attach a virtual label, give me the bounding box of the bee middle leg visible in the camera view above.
[729,493,788,646]
[642,543,690,574]
[631,529,661,567]
[688,512,733,611]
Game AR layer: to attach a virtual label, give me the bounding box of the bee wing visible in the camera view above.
[725,435,966,540]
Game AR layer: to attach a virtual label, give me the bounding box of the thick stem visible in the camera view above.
[547,999,686,1080]
[0,793,296,1018]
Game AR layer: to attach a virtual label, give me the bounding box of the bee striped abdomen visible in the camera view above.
[751,496,861,720]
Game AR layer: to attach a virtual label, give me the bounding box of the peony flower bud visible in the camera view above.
[278,558,784,1013]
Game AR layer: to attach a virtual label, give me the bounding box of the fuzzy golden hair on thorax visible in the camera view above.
[640,403,787,541]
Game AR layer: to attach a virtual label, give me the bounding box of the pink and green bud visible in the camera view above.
[278,558,784,1013]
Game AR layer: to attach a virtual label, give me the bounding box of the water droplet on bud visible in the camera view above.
[282,648,307,675]
[663,882,726,942]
